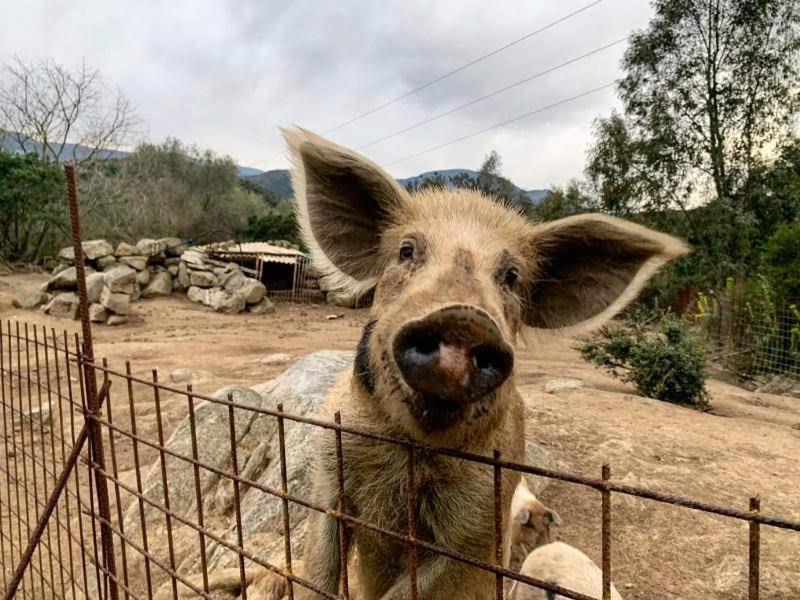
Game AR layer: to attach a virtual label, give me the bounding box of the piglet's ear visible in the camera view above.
[283,127,410,298]
[524,214,688,334]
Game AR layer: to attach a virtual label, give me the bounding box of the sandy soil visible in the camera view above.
[1,272,799,599]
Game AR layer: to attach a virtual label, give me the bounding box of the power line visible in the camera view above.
[384,81,617,167]
[357,36,628,152]
[320,0,606,136]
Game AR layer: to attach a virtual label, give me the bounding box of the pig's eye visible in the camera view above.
[503,267,519,289]
[399,242,415,262]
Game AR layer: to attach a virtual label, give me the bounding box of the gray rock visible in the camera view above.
[259,353,292,366]
[207,289,246,313]
[119,256,148,271]
[220,270,246,290]
[204,351,354,570]
[86,272,105,303]
[100,286,130,315]
[51,263,71,276]
[176,261,190,290]
[123,386,265,536]
[115,241,137,257]
[167,264,179,277]
[104,265,137,294]
[95,255,117,270]
[142,271,173,298]
[169,368,194,384]
[136,269,151,286]
[248,297,275,315]
[187,286,208,304]
[48,266,80,290]
[190,270,216,288]
[16,403,52,428]
[181,250,207,266]
[107,315,128,326]
[544,378,585,393]
[58,239,113,262]
[43,292,79,319]
[158,237,185,257]
[89,303,108,323]
[136,238,167,257]
[12,290,49,309]
[240,279,266,305]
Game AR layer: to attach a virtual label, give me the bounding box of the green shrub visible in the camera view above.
[580,315,710,408]
[762,222,800,305]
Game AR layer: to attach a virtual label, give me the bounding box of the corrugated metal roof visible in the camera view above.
[204,242,304,256]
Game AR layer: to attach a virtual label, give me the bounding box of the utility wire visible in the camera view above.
[320,0,605,136]
[357,36,628,151]
[385,81,617,167]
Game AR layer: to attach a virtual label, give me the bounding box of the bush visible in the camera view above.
[580,315,710,408]
[762,222,800,305]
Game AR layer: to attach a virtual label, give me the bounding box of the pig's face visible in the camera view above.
[286,128,687,444]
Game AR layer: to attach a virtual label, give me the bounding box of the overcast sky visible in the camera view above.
[2,0,654,189]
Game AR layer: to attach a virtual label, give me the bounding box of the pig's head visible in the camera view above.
[286,129,687,445]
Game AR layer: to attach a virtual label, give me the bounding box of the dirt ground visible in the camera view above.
[2,272,800,599]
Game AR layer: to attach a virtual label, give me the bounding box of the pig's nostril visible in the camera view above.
[471,343,514,390]
[410,330,440,356]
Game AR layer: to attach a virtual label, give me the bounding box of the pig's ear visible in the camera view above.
[283,127,410,298]
[524,214,688,334]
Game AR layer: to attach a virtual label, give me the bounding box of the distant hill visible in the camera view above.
[2,134,547,205]
[0,133,263,178]
[245,167,548,209]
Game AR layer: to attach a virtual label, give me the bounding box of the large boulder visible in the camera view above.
[100,286,130,315]
[89,303,108,323]
[123,386,265,535]
[43,292,79,319]
[181,250,207,267]
[58,240,113,262]
[47,266,82,291]
[12,290,50,310]
[207,289,246,314]
[95,255,118,270]
[176,261,191,290]
[187,286,207,304]
[141,271,173,298]
[104,265,137,294]
[136,238,167,257]
[159,237,186,257]
[248,297,275,315]
[119,255,148,271]
[202,351,354,570]
[190,270,216,288]
[86,272,106,304]
[115,241,137,257]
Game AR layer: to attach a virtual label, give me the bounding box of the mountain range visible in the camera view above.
[2,134,547,207]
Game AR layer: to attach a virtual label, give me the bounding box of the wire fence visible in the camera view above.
[2,318,800,599]
[696,285,800,391]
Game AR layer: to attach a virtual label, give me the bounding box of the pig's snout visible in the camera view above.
[393,306,514,405]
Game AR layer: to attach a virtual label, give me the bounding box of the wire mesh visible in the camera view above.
[2,319,800,599]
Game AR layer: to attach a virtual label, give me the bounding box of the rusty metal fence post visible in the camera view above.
[65,164,120,600]
[749,496,761,600]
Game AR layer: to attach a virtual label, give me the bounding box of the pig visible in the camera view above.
[284,128,687,599]
[508,541,623,600]
[509,479,561,569]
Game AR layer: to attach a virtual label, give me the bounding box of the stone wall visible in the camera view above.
[13,238,274,324]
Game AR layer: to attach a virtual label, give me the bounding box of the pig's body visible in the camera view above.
[308,372,524,599]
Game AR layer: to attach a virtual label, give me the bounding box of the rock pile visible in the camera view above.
[15,237,275,324]
[181,249,274,315]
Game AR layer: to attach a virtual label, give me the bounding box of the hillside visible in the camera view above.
[244,167,548,208]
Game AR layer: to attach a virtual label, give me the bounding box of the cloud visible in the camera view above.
[0,0,653,188]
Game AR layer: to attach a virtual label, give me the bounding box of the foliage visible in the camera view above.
[241,211,303,249]
[586,0,800,291]
[581,314,710,408]
[76,139,264,244]
[0,151,66,262]
[532,180,595,221]
[762,222,800,305]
